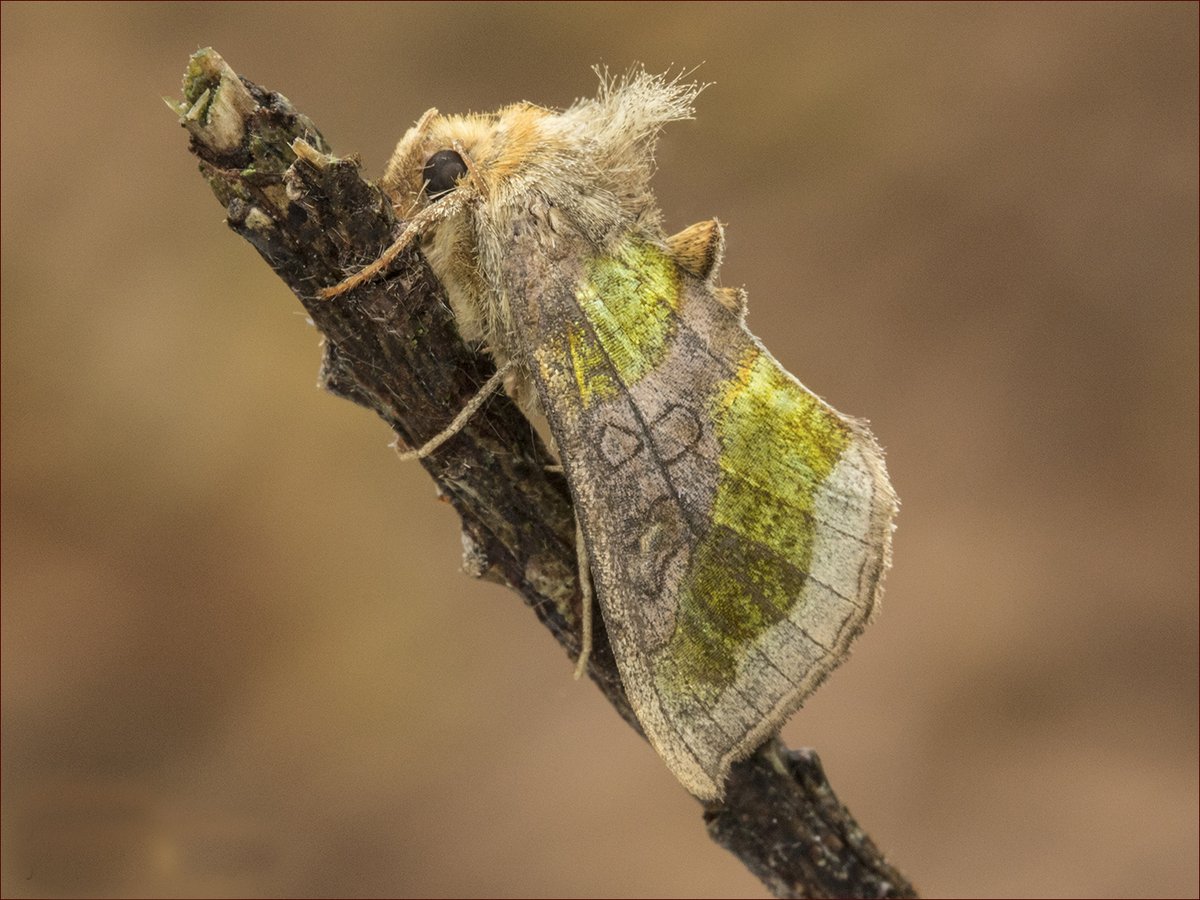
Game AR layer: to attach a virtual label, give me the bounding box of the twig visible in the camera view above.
[173,48,917,899]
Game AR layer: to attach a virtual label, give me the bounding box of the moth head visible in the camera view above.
[380,69,704,243]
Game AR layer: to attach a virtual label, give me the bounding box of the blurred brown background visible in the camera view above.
[2,2,1197,897]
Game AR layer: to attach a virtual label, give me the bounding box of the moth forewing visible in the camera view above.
[500,218,896,800]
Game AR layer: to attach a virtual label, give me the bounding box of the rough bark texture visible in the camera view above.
[174,48,917,899]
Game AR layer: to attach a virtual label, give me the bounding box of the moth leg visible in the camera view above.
[319,189,473,300]
[541,451,592,667]
[573,513,594,679]
[392,360,514,461]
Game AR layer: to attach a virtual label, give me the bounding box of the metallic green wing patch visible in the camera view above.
[658,346,852,703]
[571,241,680,403]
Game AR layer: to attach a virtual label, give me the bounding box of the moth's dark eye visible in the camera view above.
[423,149,467,200]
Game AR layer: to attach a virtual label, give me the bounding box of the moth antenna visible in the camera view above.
[452,139,489,200]
[320,187,476,299]
[392,360,514,461]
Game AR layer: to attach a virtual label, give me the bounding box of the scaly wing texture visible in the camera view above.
[511,236,897,801]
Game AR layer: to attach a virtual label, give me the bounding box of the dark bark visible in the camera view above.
[173,48,917,899]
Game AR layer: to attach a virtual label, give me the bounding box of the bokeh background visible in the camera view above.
[3,2,1197,897]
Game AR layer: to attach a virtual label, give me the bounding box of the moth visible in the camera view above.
[322,71,898,802]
